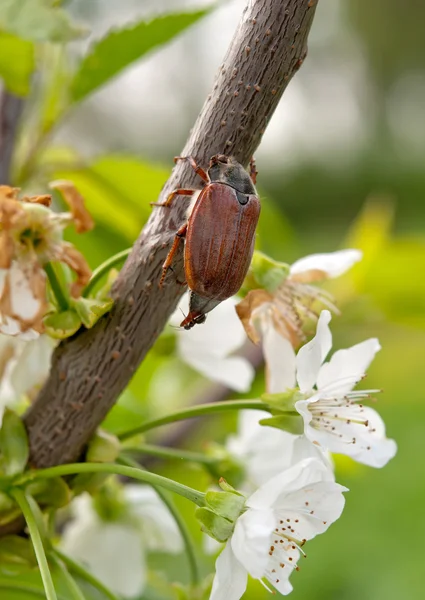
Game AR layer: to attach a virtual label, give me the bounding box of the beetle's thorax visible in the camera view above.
[207,155,256,195]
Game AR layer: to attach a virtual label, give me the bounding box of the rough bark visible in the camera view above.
[24,0,319,467]
[0,90,24,183]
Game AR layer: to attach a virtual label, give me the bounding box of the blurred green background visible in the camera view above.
[1,0,424,599]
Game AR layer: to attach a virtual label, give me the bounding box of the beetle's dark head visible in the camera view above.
[180,311,207,330]
[207,154,256,195]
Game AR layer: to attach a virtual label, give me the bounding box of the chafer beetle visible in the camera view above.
[153,154,260,329]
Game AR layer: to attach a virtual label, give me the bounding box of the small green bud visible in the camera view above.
[92,481,126,522]
[0,492,20,525]
[0,409,29,475]
[86,429,120,463]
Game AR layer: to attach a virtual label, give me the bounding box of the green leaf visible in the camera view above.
[53,155,168,240]
[0,409,29,476]
[0,0,84,43]
[71,9,210,102]
[0,32,34,96]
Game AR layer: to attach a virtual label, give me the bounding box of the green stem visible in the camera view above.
[54,550,119,600]
[44,262,68,311]
[118,455,201,587]
[50,554,85,600]
[11,489,57,600]
[17,462,205,507]
[83,248,131,297]
[0,581,67,600]
[123,444,218,465]
[118,399,268,441]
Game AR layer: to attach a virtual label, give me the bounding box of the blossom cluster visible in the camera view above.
[205,251,396,599]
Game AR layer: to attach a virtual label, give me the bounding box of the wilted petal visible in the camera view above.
[296,310,332,393]
[263,323,296,393]
[317,338,381,394]
[289,249,362,282]
[50,180,94,233]
[235,289,274,344]
[231,508,275,578]
[59,243,92,297]
[210,542,248,600]
[124,485,183,553]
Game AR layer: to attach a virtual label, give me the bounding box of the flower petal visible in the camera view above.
[231,508,275,578]
[297,399,397,468]
[247,458,335,511]
[9,335,54,399]
[210,541,248,600]
[61,515,146,598]
[263,324,296,393]
[317,338,381,394]
[278,478,347,541]
[296,310,332,393]
[289,249,362,281]
[124,485,183,553]
[174,295,254,391]
[227,411,331,488]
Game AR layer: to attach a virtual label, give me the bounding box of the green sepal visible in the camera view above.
[44,309,82,339]
[243,251,290,294]
[259,415,304,435]
[26,477,71,508]
[204,488,245,523]
[0,535,37,566]
[86,429,121,463]
[261,389,302,411]
[195,507,234,543]
[72,296,114,329]
[0,409,29,476]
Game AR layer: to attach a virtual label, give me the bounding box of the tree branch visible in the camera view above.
[24,0,319,468]
[0,90,24,183]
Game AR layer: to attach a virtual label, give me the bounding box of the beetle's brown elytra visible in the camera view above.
[153,154,261,329]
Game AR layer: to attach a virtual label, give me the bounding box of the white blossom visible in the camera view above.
[60,486,183,598]
[293,310,397,467]
[210,458,347,599]
[227,410,332,489]
[171,294,255,392]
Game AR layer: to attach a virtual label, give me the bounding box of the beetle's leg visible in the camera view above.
[151,188,195,208]
[249,156,258,185]
[174,156,210,183]
[159,223,188,288]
